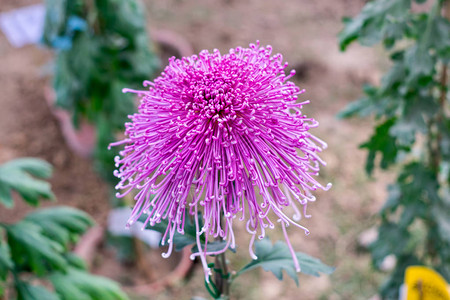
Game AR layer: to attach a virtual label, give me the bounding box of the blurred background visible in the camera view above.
[0,0,399,299]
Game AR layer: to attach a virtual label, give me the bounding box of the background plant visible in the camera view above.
[339,0,450,298]
[0,158,129,300]
[42,0,159,183]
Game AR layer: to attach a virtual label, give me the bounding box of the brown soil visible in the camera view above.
[0,0,391,299]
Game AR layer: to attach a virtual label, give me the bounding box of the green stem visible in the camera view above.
[214,250,230,299]
[212,215,230,299]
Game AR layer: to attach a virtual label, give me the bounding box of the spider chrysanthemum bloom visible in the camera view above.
[112,41,331,280]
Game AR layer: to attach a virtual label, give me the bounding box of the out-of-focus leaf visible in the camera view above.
[16,280,60,300]
[237,239,334,286]
[404,45,435,85]
[64,252,87,270]
[380,184,401,215]
[0,239,13,295]
[43,0,160,185]
[429,16,450,62]
[339,0,411,50]
[25,206,94,250]
[360,118,404,175]
[370,222,412,268]
[0,158,53,208]
[5,221,67,276]
[50,267,129,300]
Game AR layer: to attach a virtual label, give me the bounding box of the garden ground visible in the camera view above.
[0,0,393,299]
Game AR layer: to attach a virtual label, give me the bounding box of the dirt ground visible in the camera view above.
[1,0,393,299]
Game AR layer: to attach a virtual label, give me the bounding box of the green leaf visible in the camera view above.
[380,184,401,215]
[370,222,411,268]
[3,158,52,178]
[50,267,129,300]
[360,118,405,175]
[16,280,60,300]
[440,120,450,162]
[429,16,450,62]
[397,163,440,205]
[337,85,402,120]
[236,239,334,286]
[5,221,67,276]
[25,206,94,249]
[432,203,450,244]
[64,253,87,270]
[339,0,411,50]
[0,239,13,275]
[379,61,406,94]
[0,158,54,208]
[404,45,435,85]
[0,239,13,296]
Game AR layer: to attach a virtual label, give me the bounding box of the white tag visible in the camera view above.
[107,207,162,249]
[0,4,45,48]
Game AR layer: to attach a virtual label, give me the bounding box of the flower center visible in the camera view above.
[182,69,244,121]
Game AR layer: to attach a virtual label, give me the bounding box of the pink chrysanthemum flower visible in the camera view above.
[112,41,331,280]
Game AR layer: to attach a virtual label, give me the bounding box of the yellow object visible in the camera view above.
[405,266,450,300]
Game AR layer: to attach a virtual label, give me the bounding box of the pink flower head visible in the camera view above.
[112,41,331,280]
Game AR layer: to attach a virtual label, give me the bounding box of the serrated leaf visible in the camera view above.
[370,222,411,268]
[430,17,450,62]
[397,163,440,205]
[25,206,94,249]
[404,45,435,84]
[16,280,60,300]
[50,267,129,300]
[5,221,67,276]
[381,184,401,215]
[360,118,406,175]
[339,0,411,50]
[0,158,54,208]
[337,85,402,120]
[379,62,406,94]
[237,239,334,286]
[432,203,450,244]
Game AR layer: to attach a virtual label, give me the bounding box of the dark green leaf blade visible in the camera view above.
[50,267,129,300]
[0,239,13,296]
[237,239,333,286]
[25,206,94,249]
[0,158,54,207]
[5,221,67,275]
[2,158,52,178]
[16,280,60,300]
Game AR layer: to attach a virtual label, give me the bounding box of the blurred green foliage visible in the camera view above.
[0,158,129,300]
[42,0,159,183]
[339,0,450,298]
